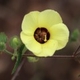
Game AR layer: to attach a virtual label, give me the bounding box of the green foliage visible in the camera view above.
[9,36,22,49]
[27,57,39,62]
[0,32,7,43]
[70,29,80,42]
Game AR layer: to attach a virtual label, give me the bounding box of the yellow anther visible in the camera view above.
[44,35,47,42]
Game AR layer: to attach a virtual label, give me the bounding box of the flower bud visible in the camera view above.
[0,32,7,43]
[0,42,6,51]
[11,56,16,60]
[9,36,22,49]
[70,29,80,42]
[27,57,39,62]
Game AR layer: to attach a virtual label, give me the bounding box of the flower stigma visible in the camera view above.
[34,28,50,44]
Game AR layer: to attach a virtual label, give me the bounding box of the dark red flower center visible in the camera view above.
[34,28,50,44]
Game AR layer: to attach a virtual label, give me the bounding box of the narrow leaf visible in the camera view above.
[11,44,25,74]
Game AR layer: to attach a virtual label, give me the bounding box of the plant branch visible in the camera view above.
[4,49,13,55]
[23,54,77,58]
[73,45,80,56]
[11,58,26,80]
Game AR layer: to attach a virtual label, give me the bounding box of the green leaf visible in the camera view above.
[27,57,39,62]
[11,44,25,74]
[0,32,7,43]
[9,36,22,49]
[70,29,80,42]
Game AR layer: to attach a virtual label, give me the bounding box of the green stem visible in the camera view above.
[4,49,13,55]
[14,49,18,56]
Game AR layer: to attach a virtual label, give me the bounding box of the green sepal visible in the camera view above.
[9,36,22,49]
[11,44,25,74]
[0,32,7,43]
[70,29,80,42]
[0,42,6,51]
[27,57,39,62]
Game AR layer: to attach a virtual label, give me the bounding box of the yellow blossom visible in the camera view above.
[20,9,69,57]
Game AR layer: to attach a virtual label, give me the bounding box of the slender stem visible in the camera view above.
[73,45,80,56]
[4,49,13,55]
[11,58,26,80]
[13,49,18,57]
[23,54,76,58]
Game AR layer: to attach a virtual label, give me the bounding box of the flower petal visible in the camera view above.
[20,32,41,53]
[33,40,58,57]
[22,11,40,35]
[50,23,69,50]
[38,9,62,28]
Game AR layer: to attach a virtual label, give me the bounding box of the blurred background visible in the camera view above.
[0,0,80,80]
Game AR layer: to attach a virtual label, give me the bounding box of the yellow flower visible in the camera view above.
[20,9,69,57]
